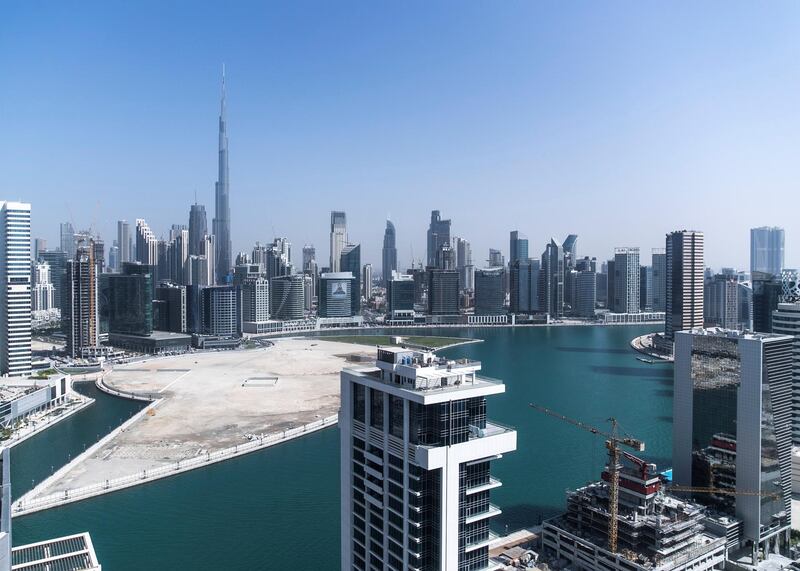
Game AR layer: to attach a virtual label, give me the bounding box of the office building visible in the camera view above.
[201,285,240,337]
[212,69,232,284]
[665,231,704,341]
[340,244,361,314]
[705,274,740,330]
[651,248,666,312]
[639,265,652,311]
[427,269,459,315]
[339,345,516,571]
[575,270,596,318]
[772,303,800,446]
[59,222,75,259]
[612,247,640,314]
[270,274,305,320]
[509,259,540,314]
[362,264,372,300]
[107,267,153,336]
[319,272,355,318]
[487,249,503,268]
[108,242,119,272]
[387,274,415,323]
[426,210,451,268]
[188,203,207,256]
[38,250,67,312]
[116,220,131,269]
[474,267,505,315]
[31,261,55,313]
[330,211,347,272]
[92,238,105,273]
[0,202,31,376]
[64,242,99,358]
[32,238,46,262]
[240,276,269,324]
[750,226,784,276]
[382,220,397,284]
[435,243,456,272]
[302,244,316,273]
[539,239,564,317]
[135,218,158,267]
[574,256,596,273]
[509,231,528,264]
[672,328,793,562]
[154,284,187,333]
[562,234,578,269]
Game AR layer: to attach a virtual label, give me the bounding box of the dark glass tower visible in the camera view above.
[381,220,397,284]
[212,67,232,285]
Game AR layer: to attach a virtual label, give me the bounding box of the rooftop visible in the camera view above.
[12,532,101,571]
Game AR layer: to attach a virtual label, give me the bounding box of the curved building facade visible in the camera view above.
[270,275,305,320]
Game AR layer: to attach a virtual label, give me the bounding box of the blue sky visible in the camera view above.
[2,1,799,271]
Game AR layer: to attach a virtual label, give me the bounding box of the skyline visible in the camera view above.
[4,2,800,270]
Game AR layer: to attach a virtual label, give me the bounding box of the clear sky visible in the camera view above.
[3,1,799,272]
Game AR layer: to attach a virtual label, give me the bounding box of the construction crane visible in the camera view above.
[667,485,779,499]
[530,403,644,553]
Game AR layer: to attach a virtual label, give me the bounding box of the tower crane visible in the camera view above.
[530,403,781,555]
[530,403,643,553]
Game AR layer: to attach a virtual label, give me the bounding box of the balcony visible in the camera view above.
[464,530,499,553]
[466,476,502,496]
[469,420,514,440]
[465,504,502,525]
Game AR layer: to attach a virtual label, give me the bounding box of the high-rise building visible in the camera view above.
[340,243,361,314]
[0,202,31,376]
[772,303,800,446]
[63,241,99,358]
[108,241,119,272]
[387,275,415,322]
[427,269,459,315]
[32,238,46,262]
[562,234,578,268]
[382,220,397,284]
[31,262,55,313]
[752,271,781,333]
[426,210,451,268]
[329,211,347,272]
[487,249,504,268]
[135,219,158,267]
[452,237,472,290]
[362,263,372,300]
[188,203,207,257]
[509,259,540,314]
[474,267,505,315]
[155,284,187,333]
[212,69,232,285]
[672,328,793,561]
[435,243,456,271]
[270,274,305,320]
[201,285,240,337]
[651,248,666,312]
[539,239,564,317]
[639,265,652,311]
[339,346,516,571]
[509,231,528,264]
[665,231,704,341]
[750,226,784,276]
[302,244,316,273]
[575,270,596,318]
[107,266,153,336]
[59,222,75,259]
[319,272,355,318]
[38,250,67,312]
[611,247,640,314]
[704,274,739,330]
[116,220,131,268]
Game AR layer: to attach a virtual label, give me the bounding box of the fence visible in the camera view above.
[13,414,339,516]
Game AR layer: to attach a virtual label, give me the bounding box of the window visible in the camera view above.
[370,388,384,429]
[389,395,404,438]
[353,383,365,422]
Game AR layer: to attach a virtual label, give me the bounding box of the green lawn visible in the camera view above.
[318,335,473,349]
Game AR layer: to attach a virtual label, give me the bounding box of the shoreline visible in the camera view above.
[1,396,95,449]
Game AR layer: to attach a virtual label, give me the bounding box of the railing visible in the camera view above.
[13,414,339,515]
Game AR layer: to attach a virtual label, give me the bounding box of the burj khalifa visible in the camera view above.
[212,66,232,284]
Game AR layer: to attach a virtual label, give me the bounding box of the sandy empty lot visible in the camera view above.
[30,337,368,495]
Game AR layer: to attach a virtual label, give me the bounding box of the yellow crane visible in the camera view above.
[530,403,644,553]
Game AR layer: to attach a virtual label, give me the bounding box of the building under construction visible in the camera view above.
[542,453,727,571]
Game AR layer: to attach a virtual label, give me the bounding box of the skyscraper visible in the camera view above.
[135,219,158,267]
[509,259,540,314]
[59,222,76,260]
[270,274,305,320]
[329,211,347,272]
[339,346,516,571]
[665,230,704,340]
[0,202,31,376]
[562,234,578,267]
[362,263,372,300]
[31,262,55,313]
[704,274,739,330]
[188,203,208,257]
[116,220,131,268]
[319,272,355,318]
[651,248,666,312]
[64,241,99,358]
[672,328,792,562]
[474,267,505,315]
[212,68,232,285]
[539,239,564,317]
[575,270,597,318]
[612,247,640,314]
[487,249,504,268]
[509,230,529,264]
[750,226,784,276]
[340,243,361,314]
[302,244,316,272]
[427,268,459,315]
[381,220,397,284]
[426,210,451,267]
[772,302,800,446]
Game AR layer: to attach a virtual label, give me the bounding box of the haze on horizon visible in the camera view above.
[2,1,799,272]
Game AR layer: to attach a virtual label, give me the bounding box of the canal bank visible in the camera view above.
[12,325,670,570]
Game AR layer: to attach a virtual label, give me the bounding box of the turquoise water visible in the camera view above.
[12,325,671,569]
